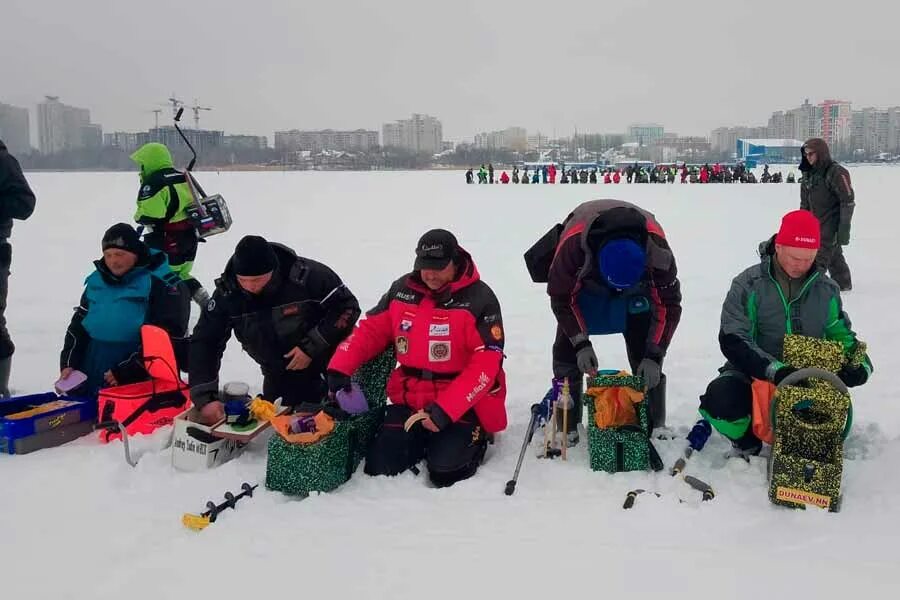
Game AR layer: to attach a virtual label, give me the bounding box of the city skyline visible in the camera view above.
[5,94,900,152]
[2,0,897,143]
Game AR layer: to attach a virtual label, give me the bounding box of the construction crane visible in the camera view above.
[166,95,184,117]
[189,101,212,130]
[148,108,162,129]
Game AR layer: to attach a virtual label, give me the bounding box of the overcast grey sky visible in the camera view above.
[3,0,896,141]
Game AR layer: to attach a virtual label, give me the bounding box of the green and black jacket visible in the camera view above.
[718,237,872,380]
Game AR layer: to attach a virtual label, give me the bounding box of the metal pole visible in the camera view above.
[504,404,542,495]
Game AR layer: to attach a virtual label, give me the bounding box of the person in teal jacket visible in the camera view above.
[59,224,190,398]
[130,142,209,306]
[699,210,872,457]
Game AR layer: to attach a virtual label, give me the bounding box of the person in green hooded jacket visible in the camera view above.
[130,142,209,306]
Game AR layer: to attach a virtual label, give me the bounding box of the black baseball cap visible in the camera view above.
[414,229,458,271]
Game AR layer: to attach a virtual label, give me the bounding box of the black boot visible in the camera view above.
[0,356,11,398]
[647,373,667,430]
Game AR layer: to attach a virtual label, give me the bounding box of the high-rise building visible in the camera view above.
[474,127,527,151]
[103,131,145,153]
[850,106,900,157]
[147,126,222,157]
[37,96,100,154]
[710,126,767,155]
[650,136,711,163]
[768,100,819,141]
[274,129,377,153]
[889,108,900,154]
[819,99,852,153]
[81,124,103,149]
[626,123,665,146]
[274,130,302,153]
[223,135,269,151]
[0,103,31,154]
[382,114,442,155]
[527,133,550,151]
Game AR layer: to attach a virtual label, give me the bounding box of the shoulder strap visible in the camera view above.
[164,184,181,221]
[183,170,207,200]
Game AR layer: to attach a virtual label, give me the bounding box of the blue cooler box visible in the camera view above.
[0,393,97,455]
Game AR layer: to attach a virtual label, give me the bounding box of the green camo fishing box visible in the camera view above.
[265,348,393,496]
[767,335,857,512]
[585,371,655,473]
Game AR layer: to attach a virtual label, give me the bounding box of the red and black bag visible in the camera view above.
[97,325,191,442]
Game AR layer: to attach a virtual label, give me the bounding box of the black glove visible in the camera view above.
[837,224,851,246]
[772,366,799,385]
[321,399,350,421]
[326,370,352,394]
[838,364,868,388]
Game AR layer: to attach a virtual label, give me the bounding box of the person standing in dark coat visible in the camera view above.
[799,138,855,291]
[0,140,36,396]
[189,236,360,424]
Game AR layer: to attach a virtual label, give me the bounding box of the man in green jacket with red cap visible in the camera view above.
[699,209,872,457]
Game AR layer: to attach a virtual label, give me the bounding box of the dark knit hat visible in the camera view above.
[233,235,278,276]
[102,223,146,257]
[414,229,459,271]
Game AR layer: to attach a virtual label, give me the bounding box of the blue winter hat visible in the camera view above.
[597,238,646,290]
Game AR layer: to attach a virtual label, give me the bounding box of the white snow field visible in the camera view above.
[3,168,899,599]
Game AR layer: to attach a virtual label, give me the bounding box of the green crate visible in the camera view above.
[585,373,650,473]
[265,348,394,496]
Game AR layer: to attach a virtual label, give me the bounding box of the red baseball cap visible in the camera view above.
[775,210,820,249]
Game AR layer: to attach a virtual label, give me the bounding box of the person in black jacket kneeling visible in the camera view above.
[189,235,361,424]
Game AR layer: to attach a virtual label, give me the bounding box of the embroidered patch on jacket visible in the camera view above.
[400,319,413,332]
[395,336,409,355]
[490,324,503,341]
[429,323,450,337]
[429,341,451,362]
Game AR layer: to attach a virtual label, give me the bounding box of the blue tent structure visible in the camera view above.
[736,138,803,168]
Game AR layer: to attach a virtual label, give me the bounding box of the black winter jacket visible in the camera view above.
[0,140,36,239]
[189,243,360,406]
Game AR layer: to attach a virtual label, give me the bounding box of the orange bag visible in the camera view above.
[271,411,335,445]
[751,379,777,444]
[587,386,644,429]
